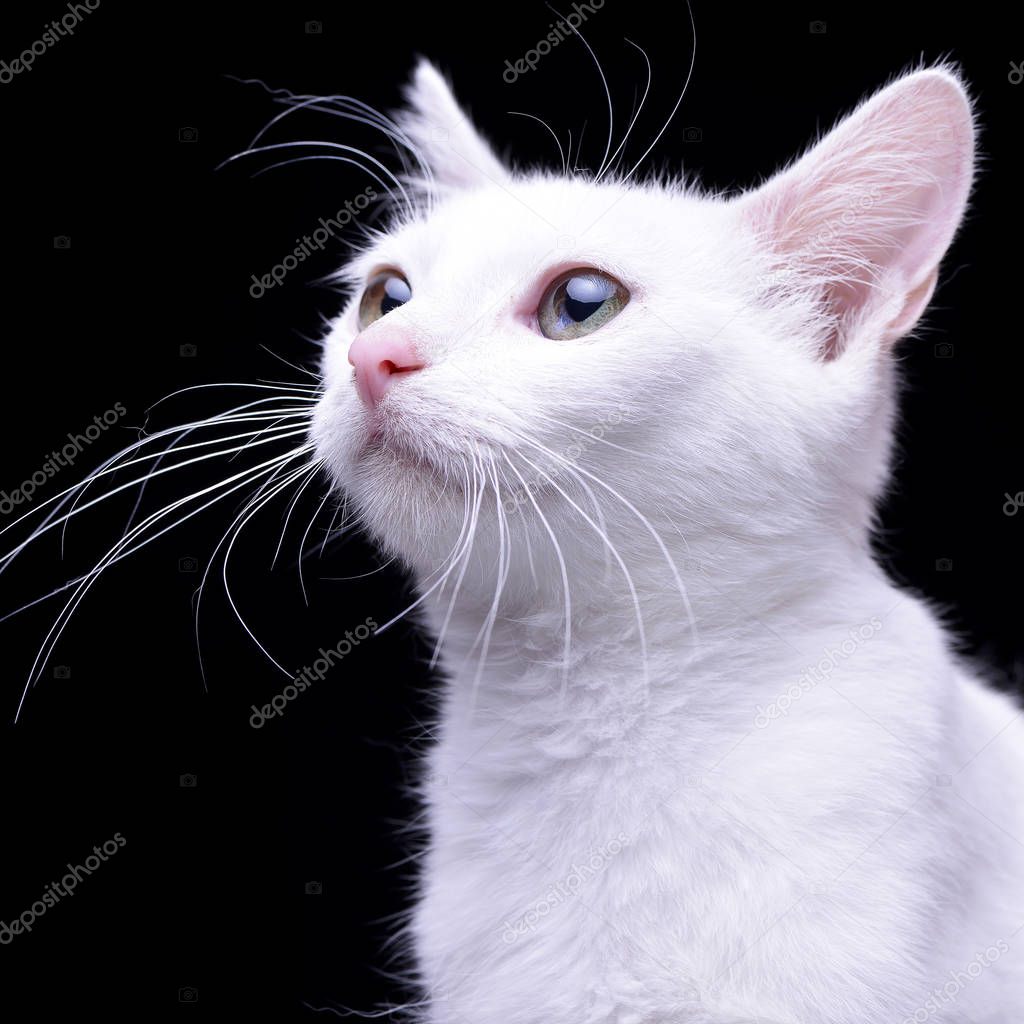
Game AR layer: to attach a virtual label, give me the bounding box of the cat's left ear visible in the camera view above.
[738,67,975,356]
[396,60,509,193]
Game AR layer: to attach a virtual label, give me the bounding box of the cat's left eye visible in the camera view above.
[537,269,629,340]
[358,269,412,329]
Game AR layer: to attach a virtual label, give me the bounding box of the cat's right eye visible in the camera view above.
[358,270,412,329]
[537,268,629,340]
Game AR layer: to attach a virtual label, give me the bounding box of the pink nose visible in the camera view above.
[347,333,425,408]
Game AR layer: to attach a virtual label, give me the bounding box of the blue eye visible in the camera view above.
[538,269,629,339]
[359,270,412,327]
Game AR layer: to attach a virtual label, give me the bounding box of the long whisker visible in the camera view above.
[1,427,311,566]
[548,3,614,178]
[318,497,347,559]
[78,415,313,553]
[514,446,650,691]
[597,38,653,182]
[321,555,400,583]
[1,395,314,552]
[249,154,399,203]
[508,111,567,175]
[465,456,511,713]
[622,0,696,182]
[220,460,324,679]
[257,345,324,382]
[192,450,317,686]
[15,446,311,721]
[271,464,321,570]
[375,455,486,639]
[228,77,433,198]
[278,96,434,201]
[503,452,572,697]
[296,490,332,606]
[531,409,670,464]
[430,453,486,670]
[143,382,319,415]
[512,428,700,651]
[0,439,308,625]
[218,141,411,213]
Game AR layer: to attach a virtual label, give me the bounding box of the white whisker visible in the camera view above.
[622,0,696,182]
[504,452,572,696]
[15,446,312,721]
[297,490,332,606]
[429,454,486,671]
[508,111,567,175]
[1,427,311,567]
[514,446,650,691]
[219,460,323,679]
[548,3,613,178]
[597,38,652,182]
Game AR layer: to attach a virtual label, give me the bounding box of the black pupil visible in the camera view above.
[563,275,612,323]
[380,276,411,315]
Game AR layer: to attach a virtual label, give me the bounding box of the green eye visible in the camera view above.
[358,269,412,328]
[538,269,629,340]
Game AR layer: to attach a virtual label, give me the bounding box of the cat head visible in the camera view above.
[312,61,974,597]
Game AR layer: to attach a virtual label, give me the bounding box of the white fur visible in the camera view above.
[312,61,1024,1023]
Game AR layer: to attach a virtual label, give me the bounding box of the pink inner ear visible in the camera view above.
[744,69,974,356]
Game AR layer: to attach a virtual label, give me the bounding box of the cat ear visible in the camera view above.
[396,60,509,193]
[738,67,975,357]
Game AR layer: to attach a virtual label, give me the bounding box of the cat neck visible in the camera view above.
[421,514,892,729]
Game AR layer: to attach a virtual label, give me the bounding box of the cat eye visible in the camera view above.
[358,270,412,328]
[537,269,629,340]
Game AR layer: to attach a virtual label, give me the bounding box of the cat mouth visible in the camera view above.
[357,428,446,479]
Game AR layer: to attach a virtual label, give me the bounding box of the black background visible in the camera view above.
[2,1,1022,1019]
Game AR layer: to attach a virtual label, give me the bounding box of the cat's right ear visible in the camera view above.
[737,67,975,358]
[395,60,509,193]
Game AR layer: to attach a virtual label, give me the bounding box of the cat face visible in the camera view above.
[312,63,974,584]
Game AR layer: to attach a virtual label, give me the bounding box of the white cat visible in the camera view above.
[311,62,1024,1022]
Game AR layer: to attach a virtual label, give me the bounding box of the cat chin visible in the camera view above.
[334,447,470,559]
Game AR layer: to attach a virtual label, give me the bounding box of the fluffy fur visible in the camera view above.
[312,61,1024,1023]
